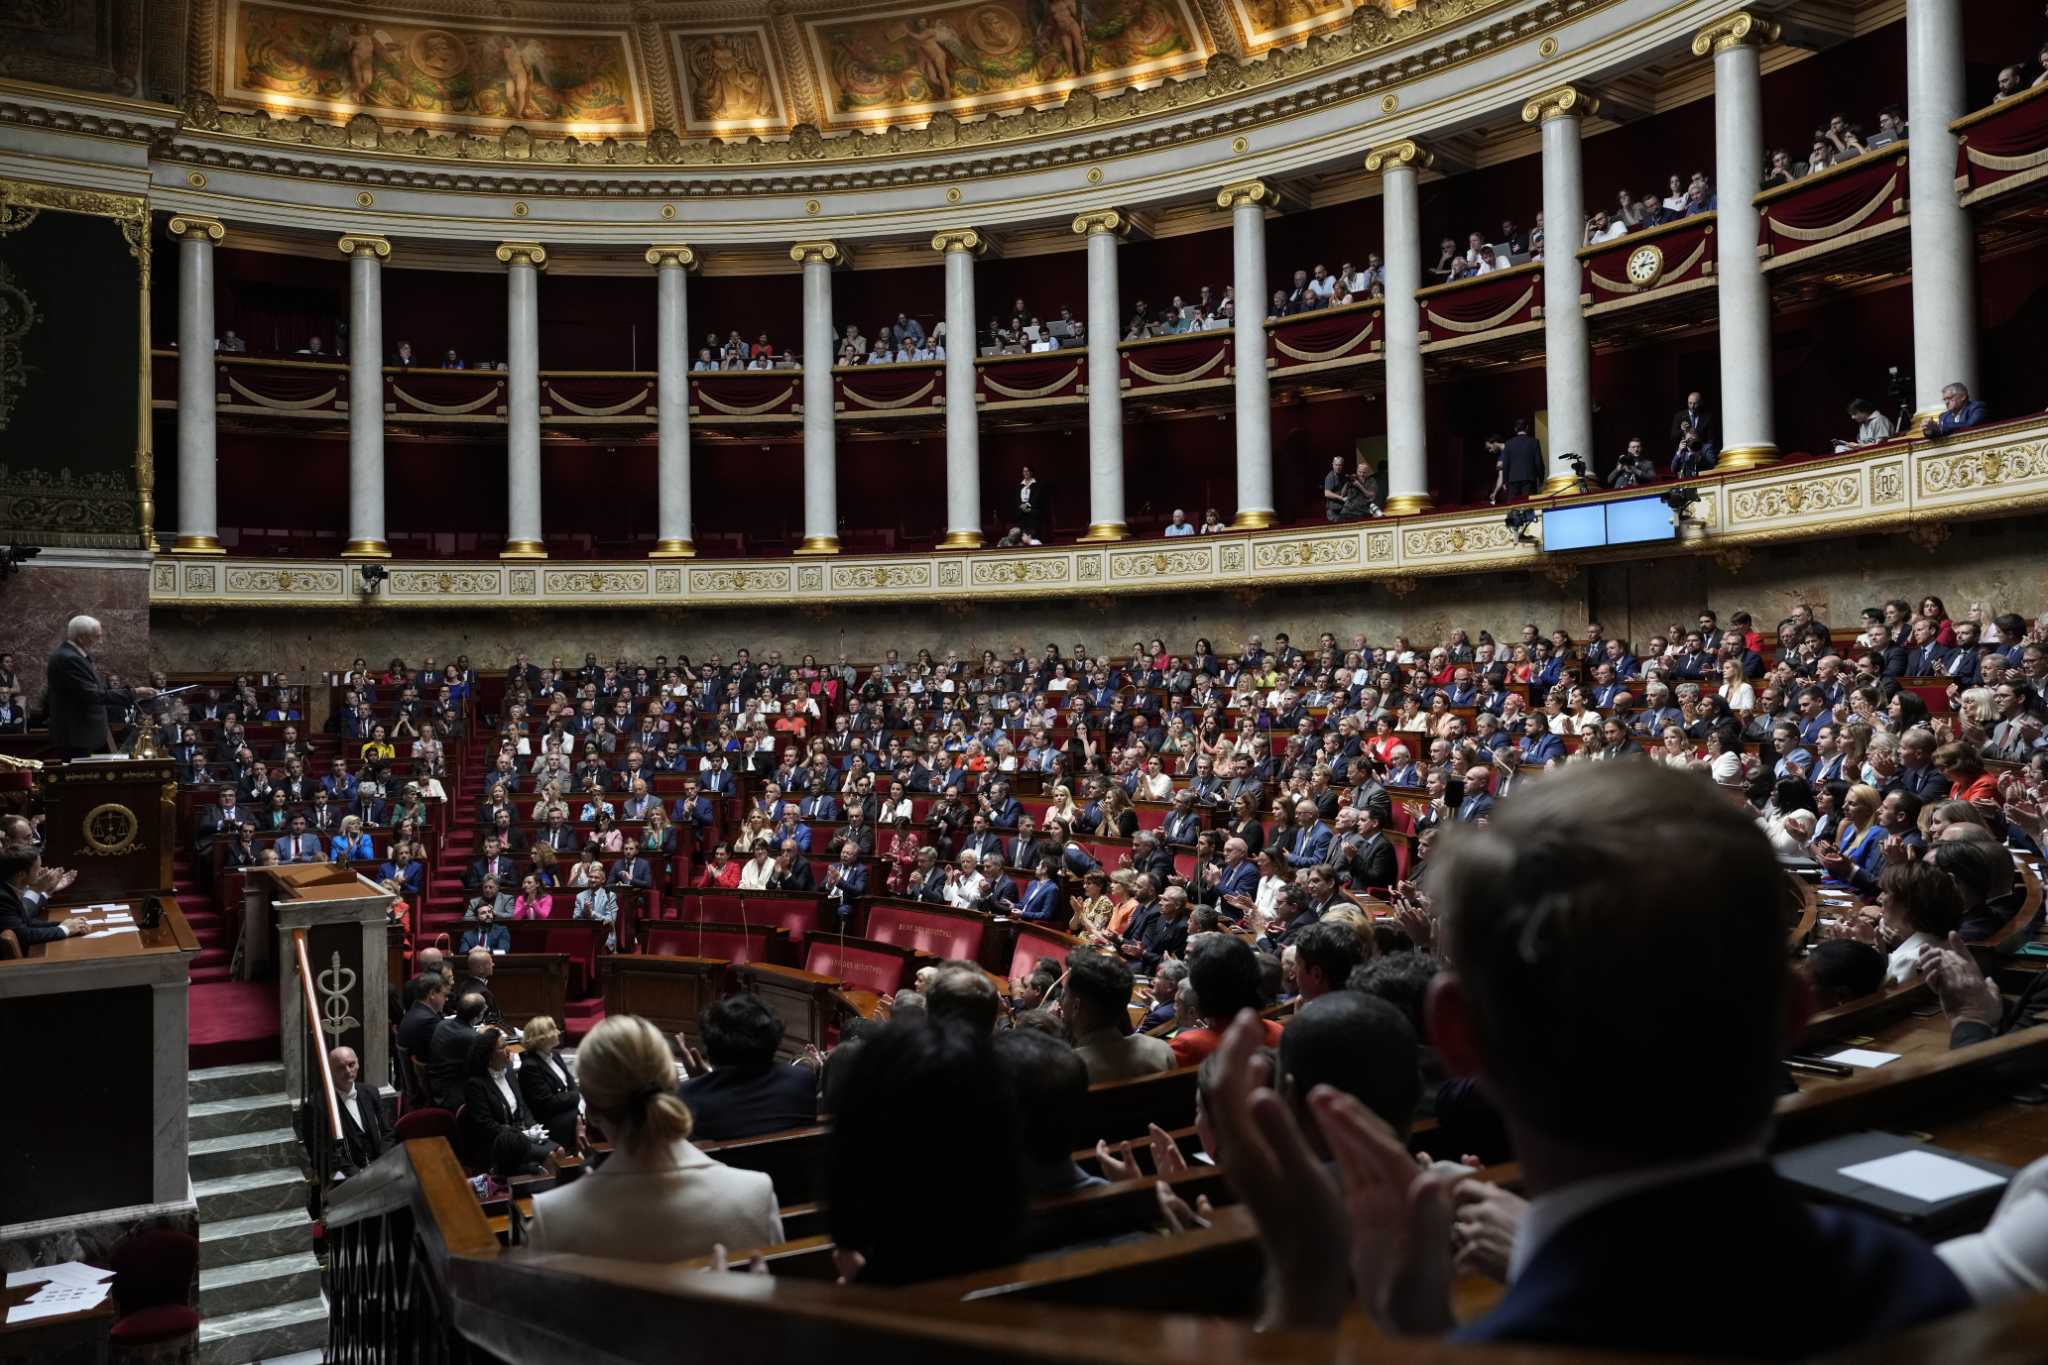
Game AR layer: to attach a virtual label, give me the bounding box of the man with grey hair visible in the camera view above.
[47,614,156,757]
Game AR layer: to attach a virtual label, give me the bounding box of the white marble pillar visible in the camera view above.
[1366,142,1433,513]
[496,242,547,558]
[166,215,225,554]
[1905,0,1979,422]
[933,229,987,548]
[1218,180,1281,528]
[1692,12,1780,471]
[337,234,392,556]
[1522,86,1598,493]
[1073,209,1130,540]
[790,241,846,554]
[646,245,697,557]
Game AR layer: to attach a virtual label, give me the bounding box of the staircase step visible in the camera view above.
[190,1126,302,1181]
[193,1167,306,1222]
[190,1062,286,1103]
[192,965,236,984]
[196,1297,328,1365]
[198,1250,323,1318]
[191,1093,293,1140]
[199,1207,315,1268]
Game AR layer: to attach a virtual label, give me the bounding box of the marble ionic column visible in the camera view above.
[496,241,547,558]
[1364,141,1433,514]
[790,241,847,555]
[1521,85,1599,494]
[646,244,698,558]
[1693,11,1780,471]
[1072,209,1130,541]
[932,228,987,549]
[166,214,225,554]
[1904,0,1978,423]
[1217,180,1282,528]
[337,233,392,557]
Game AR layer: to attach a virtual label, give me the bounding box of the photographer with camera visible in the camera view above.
[1607,438,1656,489]
[1667,391,1717,477]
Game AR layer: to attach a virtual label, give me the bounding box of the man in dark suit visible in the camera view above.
[1128,830,1176,889]
[46,616,155,757]
[396,973,447,1063]
[1005,816,1046,874]
[1667,390,1717,473]
[908,847,950,903]
[465,835,517,893]
[0,844,86,945]
[769,841,815,891]
[959,814,1003,861]
[1455,766,1496,824]
[427,994,487,1109]
[1161,792,1203,847]
[1283,800,1332,869]
[677,995,818,1142]
[320,1045,393,1178]
[1206,762,1969,1354]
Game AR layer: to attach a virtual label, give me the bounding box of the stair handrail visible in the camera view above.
[293,926,344,1215]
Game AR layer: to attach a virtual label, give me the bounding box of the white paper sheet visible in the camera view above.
[6,1262,112,1290]
[84,926,141,939]
[1824,1048,1900,1068]
[1840,1150,2007,1203]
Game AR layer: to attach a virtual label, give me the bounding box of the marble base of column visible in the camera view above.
[649,539,697,558]
[1230,510,1276,530]
[1380,495,1434,516]
[341,539,392,558]
[170,535,225,555]
[939,530,984,549]
[1714,444,1780,472]
[500,539,548,559]
[794,536,841,555]
[1079,522,1129,541]
[1539,474,1592,496]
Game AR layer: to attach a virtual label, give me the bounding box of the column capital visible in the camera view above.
[166,213,225,243]
[790,239,852,267]
[1520,84,1600,124]
[1071,208,1132,238]
[336,233,391,260]
[644,243,698,269]
[1216,179,1286,212]
[1691,10,1779,56]
[930,227,990,256]
[495,241,548,268]
[1364,139,1435,174]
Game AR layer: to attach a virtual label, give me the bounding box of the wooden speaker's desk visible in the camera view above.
[244,863,395,1107]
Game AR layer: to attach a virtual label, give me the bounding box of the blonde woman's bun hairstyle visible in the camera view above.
[576,1014,692,1152]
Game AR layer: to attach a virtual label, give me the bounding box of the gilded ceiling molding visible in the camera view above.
[335,232,391,258]
[1520,83,1599,124]
[1216,178,1286,211]
[160,0,1580,177]
[1690,11,1780,57]
[1071,209,1131,238]
[790,240,850,266]
[495,241,548,267]
[930,227,989,256]
[1363,138,1434,174]
[644,244,698,269]
[167,213,227,242]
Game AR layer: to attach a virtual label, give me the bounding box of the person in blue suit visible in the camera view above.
[1202,762,1969,1356]
[1015,858,1062,922]
[1516,713,1565,767]
[1281,800,1331,869]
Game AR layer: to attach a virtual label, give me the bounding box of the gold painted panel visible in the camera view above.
[1227,0,1355,56]
[803,0,1209,131]
[670,26,791,136]
[222,0,648,135]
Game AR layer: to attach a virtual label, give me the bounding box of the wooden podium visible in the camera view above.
[39,756,177,899]
[244,864,395,1105]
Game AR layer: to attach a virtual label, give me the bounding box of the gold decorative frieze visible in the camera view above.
[1690,11,1780,57]
[1520,84,1598,125]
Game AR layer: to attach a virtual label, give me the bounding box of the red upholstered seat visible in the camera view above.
[109,1227,198,1313]
[110,1303,200,1345]
[394,1107,456,1142]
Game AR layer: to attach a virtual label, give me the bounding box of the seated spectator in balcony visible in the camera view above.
[1923,382,1986,439]
[1608,439,1655,489]
[1838,397,1895,449]
[1284,269,1315,313]
[1200,507,1229,534]
[441,348,463,369]
[1614,189,1643,229]
[1464,232,1508,275]
[865,336,892,364]
[721,330,746,366]
[1688,171,1717,210]
[1266,288,1289,320]
[218,329,246,353]
[1495,417,1544,501]
[895,312,925,348]
[1802,139,1834,177]
[1662,173,1689,213]
[1997,64,2027,99]
[1585,211,1626,245]
[1163,509,1196,538]
[1528,212,1546,259]
[1763,149,1798,188]
[746,344,775,371]
[1821,114,1867,160]
[297,335,326,357]
[1430,237,1459,282]
[1634,196,1674,228]
[1125,300,1155,337]
[1497,221,1527,257]
[1307,263,1339,306]
[393,340,416,367]
[1866,106,1906,149]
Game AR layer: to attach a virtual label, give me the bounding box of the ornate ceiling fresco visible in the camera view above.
[182,0,1429,149]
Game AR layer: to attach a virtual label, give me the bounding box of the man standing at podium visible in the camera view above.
[46,616,155,759]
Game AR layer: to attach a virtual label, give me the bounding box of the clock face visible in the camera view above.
[1626,244,1664,286]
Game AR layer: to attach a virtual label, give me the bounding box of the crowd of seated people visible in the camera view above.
[344,593,2048,1346]
[695,330,798,371]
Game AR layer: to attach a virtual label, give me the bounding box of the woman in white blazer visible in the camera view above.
[527,1015,782,1262]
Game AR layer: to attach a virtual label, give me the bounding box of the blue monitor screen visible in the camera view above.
[1542,504,1605,551]
[1605,496,1677,546]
